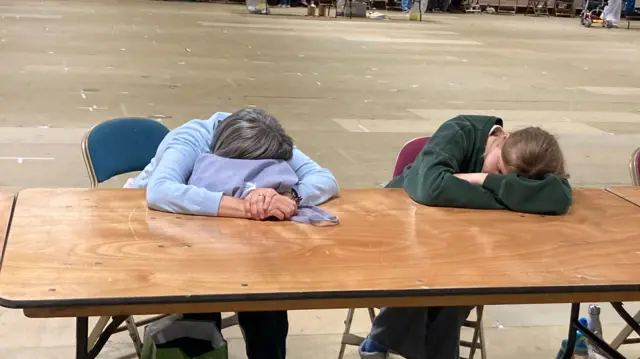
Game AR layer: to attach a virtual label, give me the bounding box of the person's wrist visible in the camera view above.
[284,189,302,205]
[481,173,506,193]
[220,196,252,219]
[476,173,489,185]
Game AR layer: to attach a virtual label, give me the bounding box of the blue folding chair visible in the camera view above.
[81,117,169,357]
[81,117,170,188]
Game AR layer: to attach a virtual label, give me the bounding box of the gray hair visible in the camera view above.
[212,108,294,161]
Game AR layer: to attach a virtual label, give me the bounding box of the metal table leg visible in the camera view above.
[76,317,89,359]
[562,303,579,359]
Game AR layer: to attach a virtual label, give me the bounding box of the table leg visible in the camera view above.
[561,303,579,359]
[76,317,89,359]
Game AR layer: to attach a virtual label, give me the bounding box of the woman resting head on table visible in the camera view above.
[360,115,572,359]
[186,111,338,224]
[205,109,299,220]
[127,108,338,359]
[388,114,571,215]
[126,107,339,220]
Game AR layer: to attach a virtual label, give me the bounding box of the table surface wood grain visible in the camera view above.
[2,188,640,317]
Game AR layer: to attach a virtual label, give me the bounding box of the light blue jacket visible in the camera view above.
[129,112,339,216]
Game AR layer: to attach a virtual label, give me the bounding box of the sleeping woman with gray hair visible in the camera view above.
[175,109,337,359]
[127,107,339,359]
[188,111,338,225]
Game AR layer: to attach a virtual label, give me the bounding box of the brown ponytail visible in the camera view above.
[501,127,569,180]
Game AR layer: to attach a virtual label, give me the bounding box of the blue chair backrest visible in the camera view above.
[85,117,170,184]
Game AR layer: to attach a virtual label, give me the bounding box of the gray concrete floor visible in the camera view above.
[2,0,640,358]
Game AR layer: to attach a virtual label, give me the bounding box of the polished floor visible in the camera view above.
[2,0,640,358]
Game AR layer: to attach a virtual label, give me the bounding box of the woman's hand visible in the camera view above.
[264,195,297,220]
[244,188,279,220]
[454,173,488,185]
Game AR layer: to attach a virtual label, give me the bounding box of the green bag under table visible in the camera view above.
[141,315,228,359]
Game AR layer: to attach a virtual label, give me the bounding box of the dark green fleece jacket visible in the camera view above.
[387,115,572,215]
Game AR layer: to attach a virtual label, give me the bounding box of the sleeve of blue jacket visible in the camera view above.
[288,149,340,206]
[146,113,340,216]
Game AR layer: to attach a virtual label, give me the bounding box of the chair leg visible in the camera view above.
[338,309,356,359]
[463,306,486,359]
[467,308,480,359]
[88,316,110,350]
[476,306,487,359]
[611,309,640,349]
[367,308,376,323]
[221,313,239,329]
[125,316,143,358]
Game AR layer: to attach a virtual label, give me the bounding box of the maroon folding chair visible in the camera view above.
[629,147,640,186]
[393,136,431,177]
[338,137,487,359]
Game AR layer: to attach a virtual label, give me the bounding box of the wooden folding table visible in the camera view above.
[1,188,640,359]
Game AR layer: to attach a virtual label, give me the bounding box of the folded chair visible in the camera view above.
[338,137,487,359]
[525,0,550,15]
[610,147,640,349]
[82,117,170,357]
[553,0,575,16]
[464,0,483,12]
[488,0,518,14]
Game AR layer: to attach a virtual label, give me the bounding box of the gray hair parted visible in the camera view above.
[211,108,294,161]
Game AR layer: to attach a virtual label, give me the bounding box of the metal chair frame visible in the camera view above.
[629,146,640,186]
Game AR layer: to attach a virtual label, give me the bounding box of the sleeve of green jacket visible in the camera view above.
[402,120,572,215]
[482,173,572,215]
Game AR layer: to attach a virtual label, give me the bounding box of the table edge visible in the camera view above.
[3,283,640,310]
[0,193,16,283]
[605,187,640,208]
